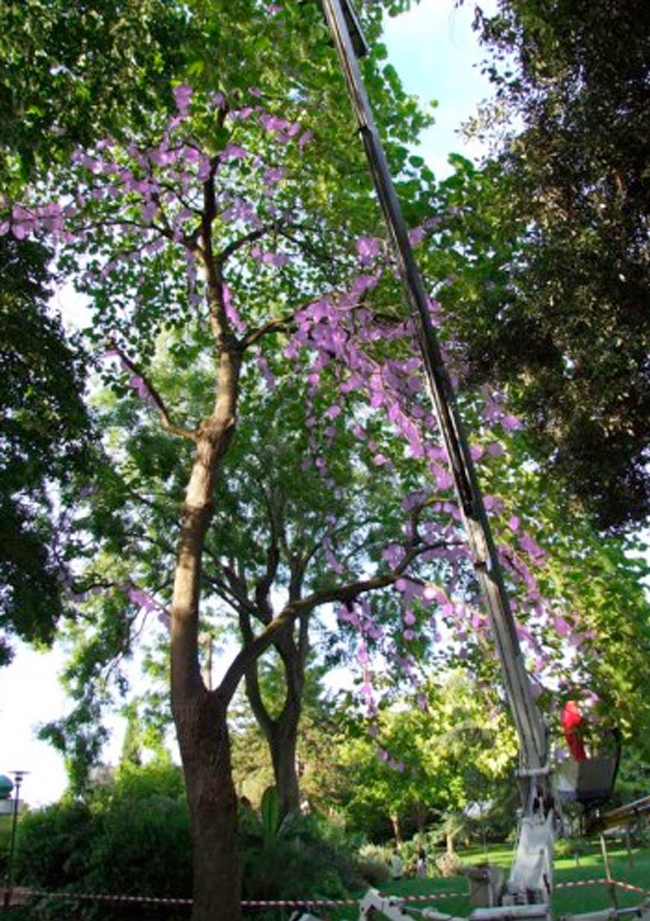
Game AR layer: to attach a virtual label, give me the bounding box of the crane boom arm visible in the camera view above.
[317,0,548,784]
[312,0,554,906]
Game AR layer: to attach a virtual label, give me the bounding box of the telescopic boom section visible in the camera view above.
[316,0,550,804]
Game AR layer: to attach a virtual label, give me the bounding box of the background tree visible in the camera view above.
[337,671,517,846]
[0,0,196,664]
[0,235,94,663]
[447,0,650,530]
[0,0,194,190]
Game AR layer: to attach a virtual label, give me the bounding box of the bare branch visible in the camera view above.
[106,340,198,441]
[217,543,426,706]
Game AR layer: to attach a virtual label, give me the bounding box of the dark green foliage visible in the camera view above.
[457,0,650,529]
[15,762,192,920]
[15,772,363,918]
[0,236,94,661]
[38,699,112,798]
[15,801,96,894]
[0,0,193,189]
[84,795,192,900]
[239,793,364,906]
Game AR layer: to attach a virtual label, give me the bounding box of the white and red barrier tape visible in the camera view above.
[7,876,650,910]
[4,887,466,910]
[555,876,650,897]
[606,878,650,897]
[555,878,608,890]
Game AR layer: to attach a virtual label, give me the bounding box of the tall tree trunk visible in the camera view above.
[172,453,244,921]
[244,615,308,819]
[175,688,240,921]
[268,712,301,817]
[170,330,243,920]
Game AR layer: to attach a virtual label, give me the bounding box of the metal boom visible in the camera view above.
[315,0,554,906]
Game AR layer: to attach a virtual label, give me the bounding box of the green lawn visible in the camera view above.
[553,844,650,915]
[324,843,650,920]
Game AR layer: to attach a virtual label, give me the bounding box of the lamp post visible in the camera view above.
[3,770,27,909]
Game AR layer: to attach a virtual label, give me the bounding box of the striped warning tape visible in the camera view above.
[23,890,467,908]
[19,889,193,906]
[555,878,608,889]
[241,892,467,908]
[607,879,650,897]
[554,876,650,897]
[15,877,650,910]
[12,887,466,910]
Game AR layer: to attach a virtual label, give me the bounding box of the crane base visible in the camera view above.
[469,906,551,921]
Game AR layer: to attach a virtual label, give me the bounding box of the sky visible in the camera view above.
[0,0,496,808]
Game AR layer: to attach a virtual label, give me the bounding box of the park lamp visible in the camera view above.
[2,770,28,909]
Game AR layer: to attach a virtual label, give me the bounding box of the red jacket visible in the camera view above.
[562,701,586,761]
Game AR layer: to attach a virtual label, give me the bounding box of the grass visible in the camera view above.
[553,843,650,915]
[324,841,650,920]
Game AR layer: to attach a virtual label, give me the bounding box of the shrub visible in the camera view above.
[16,779,366,918]
[15,763,191,920]
[241,789,364,903]
[355,856,390,887]
[16,800,95,891]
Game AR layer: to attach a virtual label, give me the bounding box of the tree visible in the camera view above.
[3,78,454,918]
[0,0,193,191]
[7,14,650,917]
[337,670,518,845]
[0,6,447,914]
[0,0,198,663]
[229,663,347,816]
[4,72,578,914]
[450,0,650,530]
[0,235,94,663]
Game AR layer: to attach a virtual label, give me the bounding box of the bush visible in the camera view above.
[355,856,390,887]
[17,779,366,918]
[84,794,192,897]
[241,792,364,903]
[15,761,191,920]
[16,800,95,891]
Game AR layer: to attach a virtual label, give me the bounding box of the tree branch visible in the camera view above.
[217,543,426,706]
[106,340,198,441]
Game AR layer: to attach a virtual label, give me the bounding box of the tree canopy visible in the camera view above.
[0,0,193,189]
[451,0,650,530]
[0,236,93,662]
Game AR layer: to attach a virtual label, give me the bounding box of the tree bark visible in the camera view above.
[244,615,308,819]
[170,317,243,919]
[268,711,302,817]
[174,689,240,921]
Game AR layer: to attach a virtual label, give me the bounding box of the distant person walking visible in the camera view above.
[416,846,426,879]
[390,850,403,881]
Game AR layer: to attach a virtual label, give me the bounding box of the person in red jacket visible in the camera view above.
[562,700,587,761]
